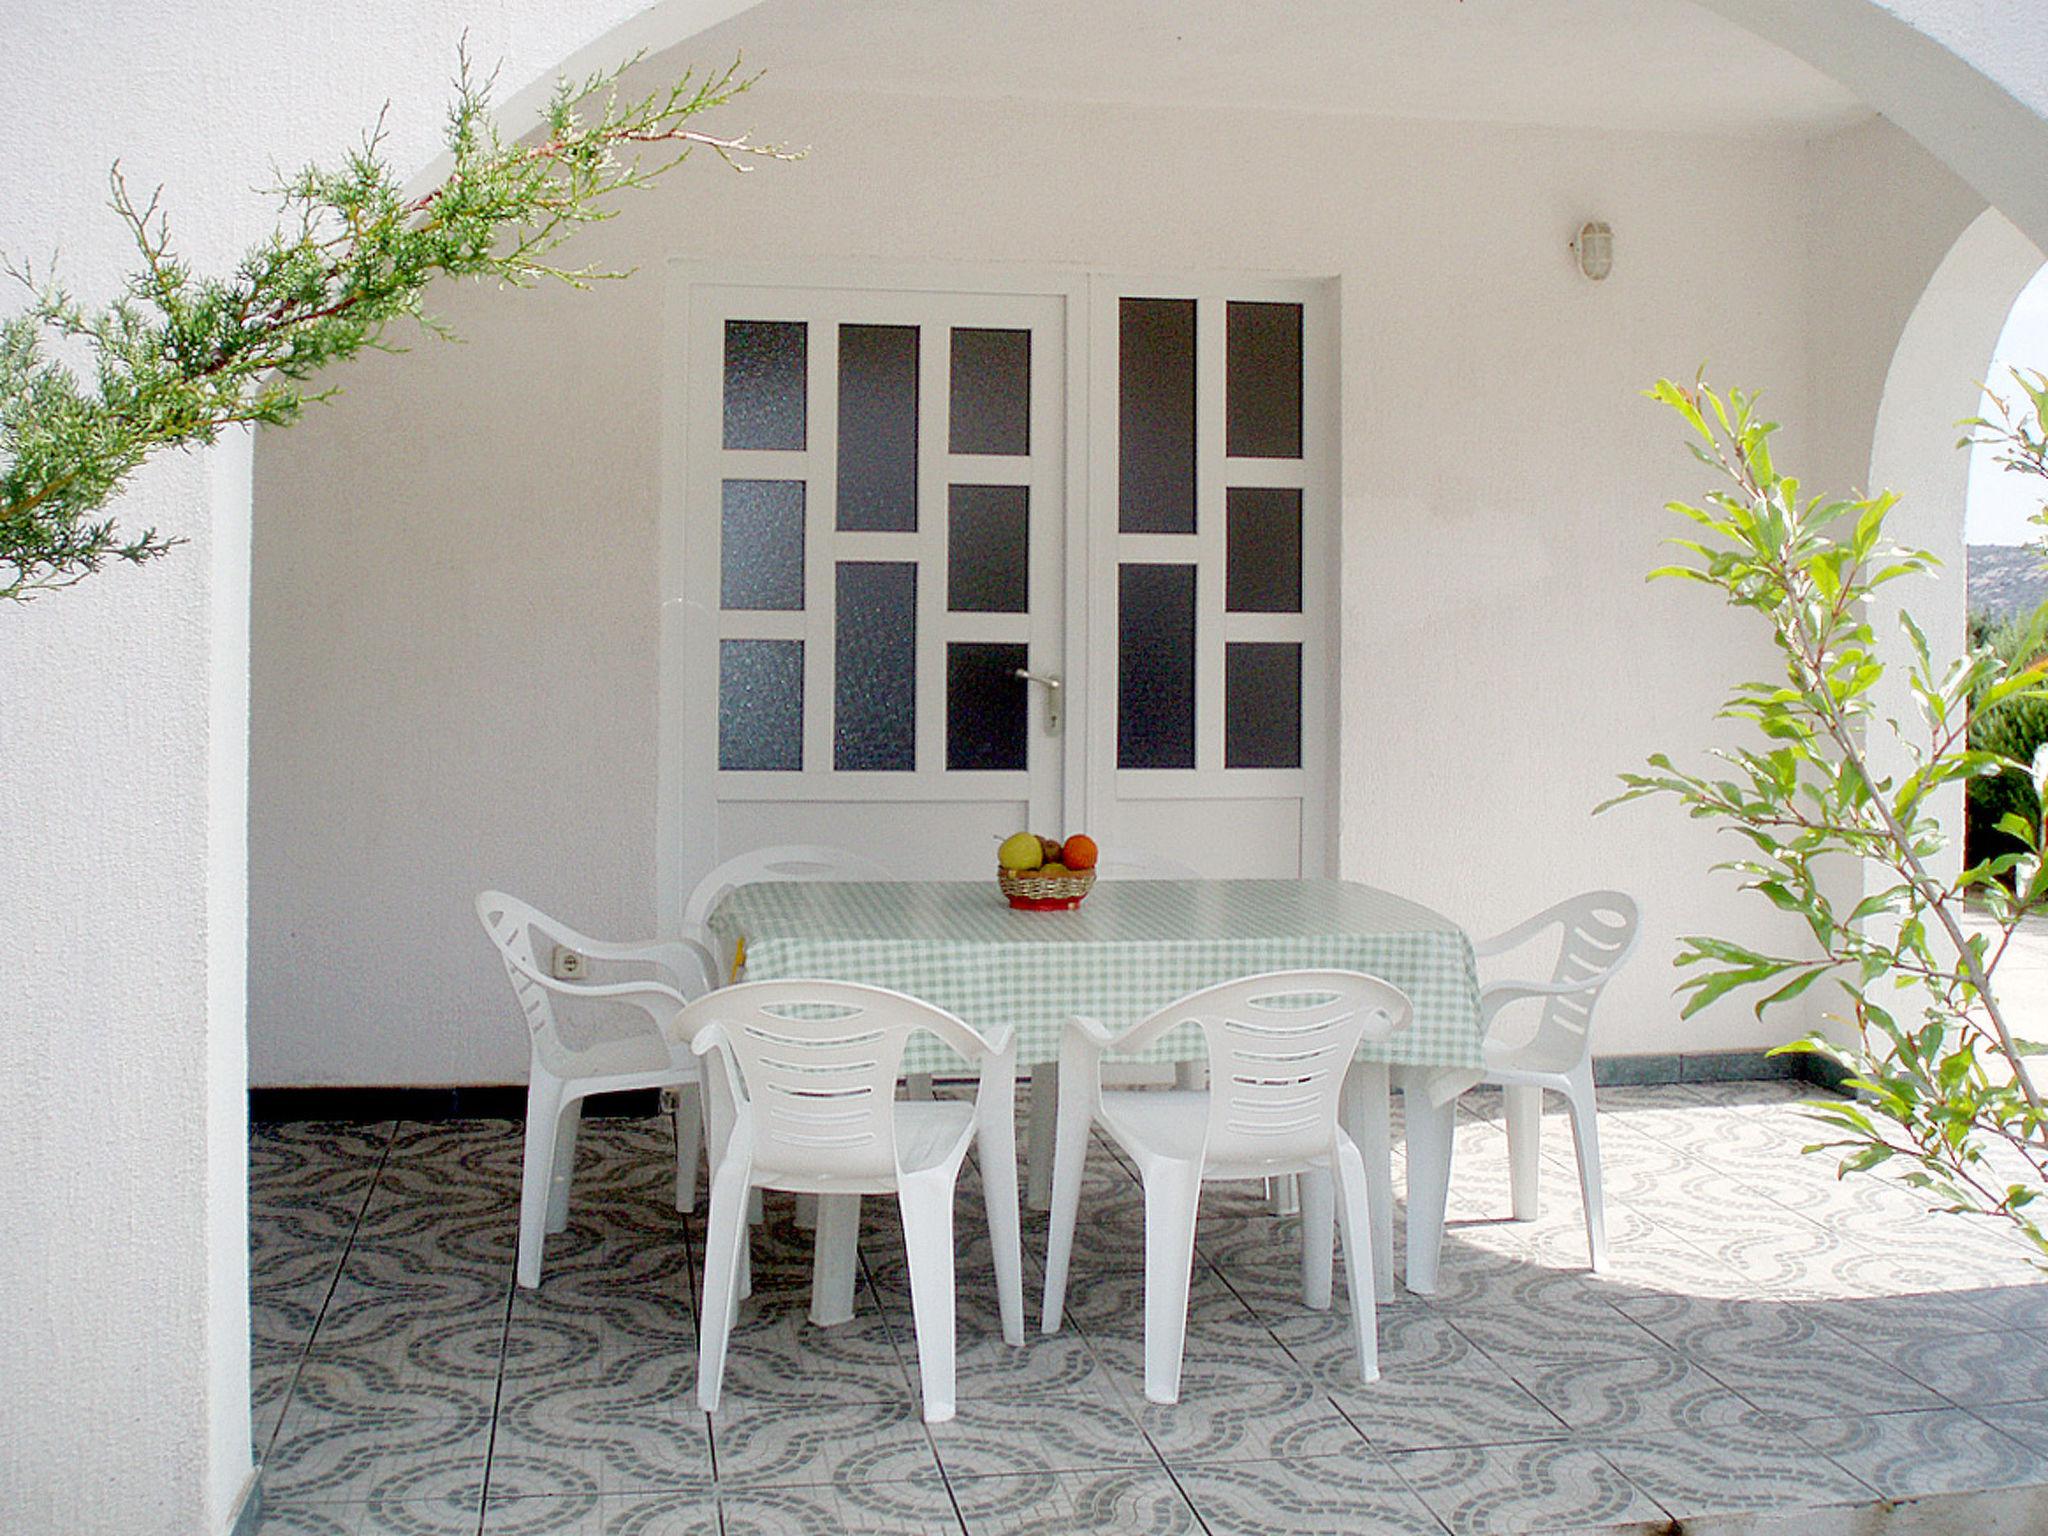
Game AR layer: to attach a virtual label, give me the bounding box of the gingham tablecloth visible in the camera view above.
[706,879,1486,1077]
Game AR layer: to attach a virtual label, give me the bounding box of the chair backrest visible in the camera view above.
[476,890,566,1048]
[682,844,882,933]
[1499,890,1641,1071]
[1092,848,1203,881]
[1120,970,1411,1168]
[681,980,995,1183]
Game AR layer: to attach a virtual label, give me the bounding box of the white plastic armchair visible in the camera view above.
[476,892,717,1288]
[683,845,890,979]
[680,980,1023,1425]
[1041,970,1412,1404]
[1470,889,1641,1272]
[1024,847,1206,1209]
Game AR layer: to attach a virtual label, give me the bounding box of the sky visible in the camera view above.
[1965,261,2048,545]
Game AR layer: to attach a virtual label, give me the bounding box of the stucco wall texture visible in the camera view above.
[4,4,2047,1534]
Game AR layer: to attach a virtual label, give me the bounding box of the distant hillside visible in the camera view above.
[1969,545,2048,624]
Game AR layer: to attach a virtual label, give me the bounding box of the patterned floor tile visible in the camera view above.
[1596,1420,1874,1517]
[251,1497,483,1535]
[709,1398,939,1488]
[1796,1407,2048,1499]
[716,1475,964,1535]
[1386,1437,1660,1535]
[481,1489,721,1535]
[1511,1348,1770,1437]
[926,1389,1151,1478]
[1174,1453,1446,1535]
[948,1469,1202,1535]
[246,1098,2048,1535]
[489,1367,713,1495]
[262,1402,491,1505]
[1890,1329,2048,1406]
[1109,1351,1370,1465]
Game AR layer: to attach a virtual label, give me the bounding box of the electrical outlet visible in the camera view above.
[550,945,588,981]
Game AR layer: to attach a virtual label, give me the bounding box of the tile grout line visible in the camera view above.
[259,1118,399,1471]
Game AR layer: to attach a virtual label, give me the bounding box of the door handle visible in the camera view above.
[1013,669,1063,735]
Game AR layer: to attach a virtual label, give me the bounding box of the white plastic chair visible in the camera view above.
[1041,970,1412,1404]
[476,892,719,1288]
[1468,890,1641,1272]
[1024,847,1206,1210]
[683,845,886,980]
[681,980,1023,1424]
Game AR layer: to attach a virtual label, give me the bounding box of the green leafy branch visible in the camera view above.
[0,46,797,602]
[1605,374,2048,1259]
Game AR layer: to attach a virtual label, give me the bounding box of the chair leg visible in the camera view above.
[517,1069,565,1289]
[905,1072,935,1100]
[1267,1174,1301,1216]
[1504,1083,1542,1222]
[695,1165,751,1414]
[1026,1061,1059,1211]
[546,1096,582,1234]
[1040,1065,1095,1333]
[1141,1163,1203,1405]
[897,1174,959,1424]
[1331,1137,1379,1383]
[810,1194,862,1327]
[1173,1059,1204,1090]
[977,1057,1026,1347]
[1300,1167,1335,1311]
[673,1083,703,1214]
[1564,1070,1608,1272]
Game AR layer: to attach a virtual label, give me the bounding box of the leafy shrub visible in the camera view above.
[1967,606,2048,871]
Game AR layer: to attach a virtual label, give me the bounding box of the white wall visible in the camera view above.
[0,4,695,1530]
[247,83,1981,1085]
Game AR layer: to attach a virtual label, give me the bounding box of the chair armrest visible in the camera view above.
[563,933,720,999]
[1478,976,1589,1028]
[503,947,690,1017]
[1472,912,1561,961]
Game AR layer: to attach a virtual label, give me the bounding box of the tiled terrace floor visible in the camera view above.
[250,1081,2048,1535]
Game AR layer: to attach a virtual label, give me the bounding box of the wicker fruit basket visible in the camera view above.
[998,865,1096,911]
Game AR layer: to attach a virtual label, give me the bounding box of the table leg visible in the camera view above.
[1399,1067,1457,1296]
[1339,1061,1394,1303]
[1504,1083,1542,1221]
[979,1048,1026,1347]
[1026,1061,1058,1212]
[809,1194,861,1326]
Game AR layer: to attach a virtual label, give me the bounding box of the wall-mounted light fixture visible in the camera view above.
[1573,220,1614,282]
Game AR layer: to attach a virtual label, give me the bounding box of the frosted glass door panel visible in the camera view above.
[681,281,1067,909]
[1088,278,1332,880]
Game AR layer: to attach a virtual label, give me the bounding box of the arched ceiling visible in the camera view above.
[678,0,1869,135]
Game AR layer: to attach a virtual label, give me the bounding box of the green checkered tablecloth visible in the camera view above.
[705,879,1486,1076]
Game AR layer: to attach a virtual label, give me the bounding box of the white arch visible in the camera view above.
[1699,0,2048,251]
[1862,207,2045,890]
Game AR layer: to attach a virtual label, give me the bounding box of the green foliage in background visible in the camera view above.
[0,48,794,602]
[1605,372,2048,1261]
[1966,609,2048,872]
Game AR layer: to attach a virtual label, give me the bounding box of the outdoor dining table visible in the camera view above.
[703,877,1488,1298]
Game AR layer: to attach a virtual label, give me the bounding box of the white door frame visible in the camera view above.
[659,260,1341,928]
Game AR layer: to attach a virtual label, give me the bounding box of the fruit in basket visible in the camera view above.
[998,831,1044,872]
[1061,834,1098,871]
[1038,835,1064,865]
[1042,863,1069,877]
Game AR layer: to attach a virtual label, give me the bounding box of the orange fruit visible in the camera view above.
[1061,834,1099,871]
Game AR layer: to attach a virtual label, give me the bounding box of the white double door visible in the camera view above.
[667,270,1332,912]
